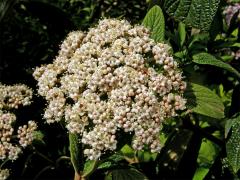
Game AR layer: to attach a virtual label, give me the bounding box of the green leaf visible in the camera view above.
[188,33,209,49]
[32,131,45,146]
[193,167,210,180]
[185,83,225,119]
[106,169,148,180]
[142,5,165,42]
[178,22,186,47]
[82,160,98,177]
[137,151,157,162]
[232,43,240,48]
[193,53,240,79]
[98,161,112,170]
[226,116,240,173]
[164,0,220,31]
[225,114,240,138]
[98,153,125,170]
[69,133,82,173]
[120,144,135,158]
[198,139,220,165]
[174,0,191,20]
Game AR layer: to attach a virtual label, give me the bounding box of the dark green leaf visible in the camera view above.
[164,0,220,31]
[225,114,240,138]
[69,133,82,173]
[157,129,193,172]
[0,0,16,23]
[185,83,225,119]
[174,0,191,20]
[193,53,240,78]
[178,22,186,47]
[142,5,165,42]
[98,161,112,169]
[83,160,98,177]
[226,116,240,173]
[107,169,148,180]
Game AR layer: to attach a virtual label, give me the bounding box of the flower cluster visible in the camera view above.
[0,84,37,178]
[0,84,32,109]
[34,19,186,160]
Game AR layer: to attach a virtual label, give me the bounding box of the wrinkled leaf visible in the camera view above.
[225,114,240,138]
[142,5,165,42]
[185,83,225,119]
[226,116,240,173]
[193,53,240,78]
[164,0,220,31]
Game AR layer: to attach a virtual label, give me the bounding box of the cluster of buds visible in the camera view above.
[34,18,186,160]
[223,2,240,25]
[0,84,32,109]
[0,84,37,178]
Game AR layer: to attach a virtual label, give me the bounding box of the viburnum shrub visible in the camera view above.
[2,0,240,179]
[33,18,186,162]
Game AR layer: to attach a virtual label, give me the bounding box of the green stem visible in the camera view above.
[33,165,54,180]
[34,148,55,164]
[0,159,9,169]
[184,117,224,147]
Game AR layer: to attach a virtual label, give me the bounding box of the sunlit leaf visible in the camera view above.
[185,83,225,119]
[193,167,209,180]
[142,5,165,42]
[193,53,240,78]
[120,144,134,158]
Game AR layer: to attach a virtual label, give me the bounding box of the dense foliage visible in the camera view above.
[0,0,240,179]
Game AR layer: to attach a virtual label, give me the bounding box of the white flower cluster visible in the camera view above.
[0,169,9,180]
[34,19,186,160]
[0,84,32,109]
[0,84,37,162]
